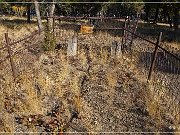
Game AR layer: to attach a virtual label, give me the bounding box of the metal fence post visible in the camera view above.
[147,32,162,81]
[5,33,16,81]
[58,18,61,26]
[122,19,127,51]
[130,17,139,46]
[46,16,49,31]
[53,17,55,33]
[124,18,128,44]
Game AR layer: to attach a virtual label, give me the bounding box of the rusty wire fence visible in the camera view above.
[0,30,40,81]
[0,16,179,133]
[50,16,180,106]
[0,16,179,104]
[128,33,180,126]
[51,16,124,61]
[152,47,180,101]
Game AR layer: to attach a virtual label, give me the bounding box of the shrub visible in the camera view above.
[43,26,56,51]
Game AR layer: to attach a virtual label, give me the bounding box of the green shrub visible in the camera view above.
[43,27,56,51]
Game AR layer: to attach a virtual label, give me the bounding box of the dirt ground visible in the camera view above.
[0,18,179,134]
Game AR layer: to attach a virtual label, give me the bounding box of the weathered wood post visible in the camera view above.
[116,42,122,58]
[5,33,16,81]
[111,41,122,58]
[67,34,77,56]
[147,32,162,81]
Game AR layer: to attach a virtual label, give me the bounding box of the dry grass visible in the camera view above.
[0,16,38,48]
[145,80,180,132]
[0,19,179,133]
[170,42,180,50]
[106,68,117,106]
[0,24,37,43]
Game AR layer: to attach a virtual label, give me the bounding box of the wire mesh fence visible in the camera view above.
[152,48,180,100]
[130,39,155,79]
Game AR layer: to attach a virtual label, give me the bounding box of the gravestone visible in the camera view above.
[67,34,77,56]
[111,41,122,58]
[111,41,117,56]
[116,42,122,58]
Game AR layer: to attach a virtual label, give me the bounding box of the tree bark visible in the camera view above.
[145,5,150,23]
[153,5,159,24]
[27,4,31,23]
[173,7,179,32]
[48,0,55,31]
[167,13,172,28]
[34,0,43,32]
[146,11,149,22]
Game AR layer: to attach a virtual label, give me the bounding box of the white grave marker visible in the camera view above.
[111,41,122,58]
[67,34,77,56]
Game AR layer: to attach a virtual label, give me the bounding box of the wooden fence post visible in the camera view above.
[5,33,16,81]
[147,32,162,81]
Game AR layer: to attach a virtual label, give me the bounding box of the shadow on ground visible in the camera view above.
[0,18,37,29]
[55,19,180,43]
[137,22,180,42]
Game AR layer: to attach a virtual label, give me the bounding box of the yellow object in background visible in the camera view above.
[12,6,26,16]
[80,25,94,34]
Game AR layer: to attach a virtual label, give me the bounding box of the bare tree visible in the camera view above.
[48,0,56,31]
[34,0,43,32]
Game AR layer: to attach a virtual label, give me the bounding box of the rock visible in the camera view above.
[39,54,50,65]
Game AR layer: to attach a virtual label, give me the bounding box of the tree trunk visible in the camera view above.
[145,5,150,23]
[153,5,159,24]
[34,0,43,32]
[167,13,172,28]
[48,0,55,31]
[146,11,149,22]
[27,4,31,23]
[173,7,179,32]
